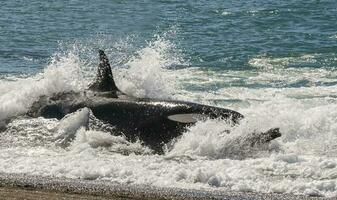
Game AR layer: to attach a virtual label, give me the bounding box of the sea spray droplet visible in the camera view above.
[54,108,90,147]
[0,50,85,121]
[115,34,186,99]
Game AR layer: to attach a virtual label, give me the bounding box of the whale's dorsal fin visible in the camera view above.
[89,50,120,93]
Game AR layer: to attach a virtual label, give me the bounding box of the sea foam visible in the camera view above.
[1,36,337,197]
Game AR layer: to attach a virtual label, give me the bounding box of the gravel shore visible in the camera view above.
[0,173,328,200]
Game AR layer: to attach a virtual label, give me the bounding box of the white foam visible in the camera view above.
[115,33,186,99]
[0,50,86,121]
[70,128,151,155]
[167,118,279,160]
[248,55,316,70]
[54,108,90,147]
[221,11,232,16]
[1,38,337,197]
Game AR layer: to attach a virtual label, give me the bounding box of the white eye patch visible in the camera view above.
[167,113,207,123]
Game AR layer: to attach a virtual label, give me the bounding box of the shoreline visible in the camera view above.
[0,187,116,200]
[0,173,327,200]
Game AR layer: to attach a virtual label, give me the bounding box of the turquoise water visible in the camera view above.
[2,1,337,197]
[2,0,337,74]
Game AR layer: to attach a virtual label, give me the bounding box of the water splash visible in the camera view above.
[115,32,186,99]
[70,128,152,155]
[0,49,85,121]
[1,34,337,197]
[166,118,279,160]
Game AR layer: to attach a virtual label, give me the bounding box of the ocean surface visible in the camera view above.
[1,0,337,198]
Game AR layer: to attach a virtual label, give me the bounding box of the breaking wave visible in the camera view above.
[1,33,337,197]
[0,50,86,121]
[115,31,186,99]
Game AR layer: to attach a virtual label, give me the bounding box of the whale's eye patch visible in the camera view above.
[167,113,207,123]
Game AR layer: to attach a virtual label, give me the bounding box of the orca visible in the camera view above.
[27,50,281,154]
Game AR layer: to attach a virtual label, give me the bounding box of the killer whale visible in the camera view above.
[27,50,281,153]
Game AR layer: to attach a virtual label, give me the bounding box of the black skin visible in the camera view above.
[27,50,281,154]
[28,93,244,153]
[89,50,119,94]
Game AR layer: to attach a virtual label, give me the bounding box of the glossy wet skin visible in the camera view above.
[90,98,244,152]
[26,50,281,153]
[29,92,244,153]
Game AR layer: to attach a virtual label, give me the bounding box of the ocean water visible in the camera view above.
[1,0,337,197]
